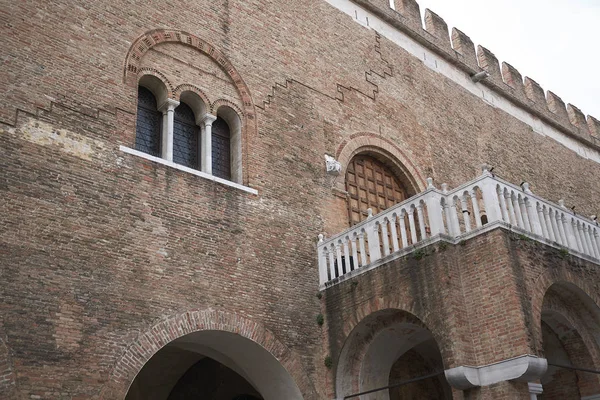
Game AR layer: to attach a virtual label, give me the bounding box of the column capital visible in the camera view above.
[199,113,217,126]
[158,98,180,112]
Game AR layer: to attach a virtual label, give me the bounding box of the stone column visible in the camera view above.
[199,114,217,174]
[528,382,543,400]
[159,99,180,162]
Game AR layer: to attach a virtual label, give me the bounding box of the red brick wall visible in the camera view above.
[2,0,600,399]
[389,349,448,399]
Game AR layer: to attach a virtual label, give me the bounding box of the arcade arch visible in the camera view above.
[101,310,313,400]
[336,309,451,400]
[125,330,300,400]
[539,283,600,399]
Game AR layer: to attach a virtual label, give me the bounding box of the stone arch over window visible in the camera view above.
[124,29,256,185]
[99,309,317,400]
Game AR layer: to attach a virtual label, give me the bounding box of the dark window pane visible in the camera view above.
[212,117,231,180]
[135,86,162,157]
[173,103,199,169]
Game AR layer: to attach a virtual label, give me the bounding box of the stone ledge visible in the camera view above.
[119,145,258,195]
[445,355,547,390]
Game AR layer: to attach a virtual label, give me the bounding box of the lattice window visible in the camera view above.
[212,117,231,180]
[135,86,162,157]
[346,155,408,226]
[173,103,199,170]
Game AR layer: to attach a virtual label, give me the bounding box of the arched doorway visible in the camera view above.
[336,309,452,400]
[539,283,600,399]
[345,154,412,226]
[124,330,303,400]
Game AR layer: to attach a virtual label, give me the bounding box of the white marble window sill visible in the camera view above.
[119,145,258,195]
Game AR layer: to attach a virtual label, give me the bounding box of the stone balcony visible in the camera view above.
[317,166,600,290]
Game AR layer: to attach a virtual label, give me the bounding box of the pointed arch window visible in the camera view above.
[135,86,162,157]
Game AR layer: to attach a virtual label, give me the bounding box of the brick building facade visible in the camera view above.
[1,0,600,399]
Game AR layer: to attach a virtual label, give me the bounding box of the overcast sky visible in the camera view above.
[415,0,599,117]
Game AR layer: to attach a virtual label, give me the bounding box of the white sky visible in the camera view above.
[415,0,600,117]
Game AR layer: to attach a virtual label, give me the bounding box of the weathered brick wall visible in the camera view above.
[2,0,600,399]
[389,349,448,399]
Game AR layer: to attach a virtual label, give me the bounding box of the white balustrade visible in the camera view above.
[317,166,600,287]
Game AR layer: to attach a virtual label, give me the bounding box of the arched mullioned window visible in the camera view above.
[135,86,162,157]
[173,103,200,170]
[212,116,231,180]
[132,77,245,185]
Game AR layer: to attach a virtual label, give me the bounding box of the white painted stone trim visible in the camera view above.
[199,114,217,174]
[444,355,547,390]
[322,0,600,164]
[319,220,600,290]
[325,154,342,175]
[529,382,543,400]
[119,145,258,195]
[158,98,180,162]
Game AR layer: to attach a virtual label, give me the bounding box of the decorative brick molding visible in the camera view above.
[123,29,257,184]
[99,309,316,399]
[173,84,211,110]
[211,98,245,117]
[137,67,175,97]
[335,132,426,194]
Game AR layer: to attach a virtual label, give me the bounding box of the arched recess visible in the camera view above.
[530,269,600,355]
[124,29,257,185]
[539,282,600,399]
[174,86,210,120]
[334,134,426,226]
[99,310,316,400]
[336,309,452,400]
[174,84,211,116]
[138,72,171,106]
[335,133,426,194]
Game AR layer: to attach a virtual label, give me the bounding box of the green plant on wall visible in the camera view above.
[316,314,324,326]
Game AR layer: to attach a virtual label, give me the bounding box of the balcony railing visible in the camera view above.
[317,165,600,289]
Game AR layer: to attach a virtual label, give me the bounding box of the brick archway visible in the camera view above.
[99,309,316,399]
[335,133,426,195]
[124,29,256,184]
[530,269,600,355]
[335,306,452,400]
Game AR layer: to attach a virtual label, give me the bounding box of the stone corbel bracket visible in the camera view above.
[445,355,547,390]
[325,154,342,175]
